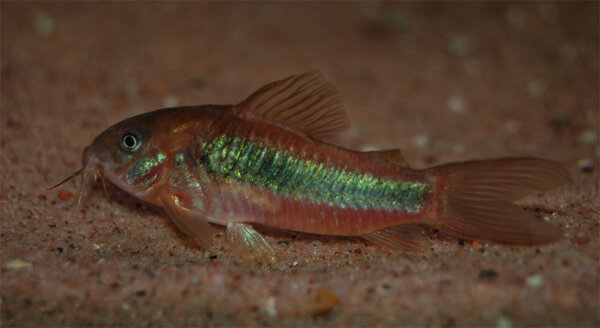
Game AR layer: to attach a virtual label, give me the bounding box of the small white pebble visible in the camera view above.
[162,95,179,108]
[6,259,32,270]
[504,120,519,134]
[93,243,101,250]
[526,274,544,288]
[33,12,55,37]
[496,315,512,328]
[577,158,593,172]
[527,80,546,98]
[291,261,299,267]
[448,35,471,57]
[265,297,278,317]
[359,144,380,152]
[448,95,467,114]
[412,134,429,150]
[577,130,598,145]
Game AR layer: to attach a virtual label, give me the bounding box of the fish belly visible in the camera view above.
[203,183,432,236]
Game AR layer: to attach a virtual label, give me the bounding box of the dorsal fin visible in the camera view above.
[235,71,350,138]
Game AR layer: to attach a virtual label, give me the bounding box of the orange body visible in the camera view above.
[55,71,570,261]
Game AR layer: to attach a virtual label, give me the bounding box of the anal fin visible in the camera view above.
[158,195,213,248]
[226,223,276,265]
[362,224,430,253]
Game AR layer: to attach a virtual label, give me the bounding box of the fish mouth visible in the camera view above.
[47,146,107,206]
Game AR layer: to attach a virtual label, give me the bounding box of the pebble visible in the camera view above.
[577,130,597,145]
[448,35,471,57]
[359,144,380,152]
[33,12,55,37]
[527,80,546,98]
[504,120,519,134]
[577,158,593,172]
[307,287,339,316]
[496,315,512,328]
[265,297,277,317]
[58,189,73,200]
[479,269,498,280]
[162,95,179,108]
[574,233,590,245]
[6,259,33,270]
[412,134,429,150]
[447,95,467,114]
[526,274,544,288]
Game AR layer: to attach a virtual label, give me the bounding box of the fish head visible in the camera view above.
[82,112,170,197]
[50,106,221,201]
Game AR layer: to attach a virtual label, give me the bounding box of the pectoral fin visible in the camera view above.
[226,222,276,265]
[158,195,213,248]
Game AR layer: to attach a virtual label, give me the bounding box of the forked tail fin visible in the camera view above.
[427,158,571,245]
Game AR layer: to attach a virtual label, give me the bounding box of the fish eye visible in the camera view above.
[120,131,142,151]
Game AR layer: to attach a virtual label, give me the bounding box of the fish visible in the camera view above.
[51,71,571,264]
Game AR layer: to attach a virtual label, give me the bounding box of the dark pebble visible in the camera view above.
[549,116,571,132]
[479,269,497,279]
[136,290,147,297]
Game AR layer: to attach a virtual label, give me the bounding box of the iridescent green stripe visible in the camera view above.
[126,152,166,188]
[198,134,431,212]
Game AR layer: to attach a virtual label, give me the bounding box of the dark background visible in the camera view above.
[1,2,598,326]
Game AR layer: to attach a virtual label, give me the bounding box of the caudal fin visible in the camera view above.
[428,158,571,245]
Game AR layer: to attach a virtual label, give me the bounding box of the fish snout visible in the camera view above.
[82,145,101,174]
[82,145,93,167]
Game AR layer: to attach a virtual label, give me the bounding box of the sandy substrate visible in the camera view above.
[1,2,598,326]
